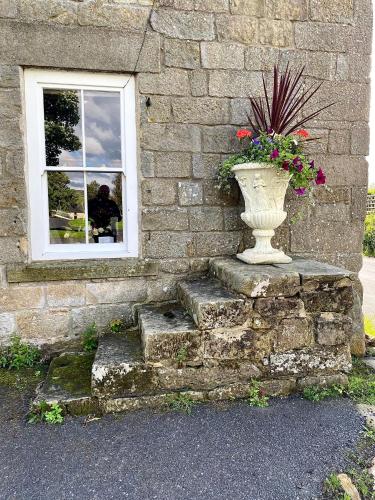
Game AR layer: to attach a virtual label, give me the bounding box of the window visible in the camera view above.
[24,69,138,261]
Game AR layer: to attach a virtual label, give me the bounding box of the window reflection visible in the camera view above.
[87,172,123,244]
[84,91,122,169]
[43,89,82,167]
[48,172,86,244]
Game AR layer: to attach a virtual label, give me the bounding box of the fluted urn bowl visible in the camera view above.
[232,162,292,264]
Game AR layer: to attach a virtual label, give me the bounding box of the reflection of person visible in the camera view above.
[88,185,122,243]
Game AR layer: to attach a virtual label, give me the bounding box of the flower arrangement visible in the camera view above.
[217,65,332,196]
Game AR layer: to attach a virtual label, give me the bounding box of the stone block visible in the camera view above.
[0,88,21,119]
[142,207,189,231]
[204,326,274,361]
[46,283,86,307]
[270,345,352,375]
[138,68,190,96]
[311,203,351,223]
[194,0,229,11]
[0,119,22,149]
[201,42,244,70]
[172,97,230,125]
[16,309,71,343]
[140,150,154,178]
[144,232,194,258]
[195,232,242,257]
[189,258,210,273]
[210,258,301,298]
[294,22,350,52]
[153,152,191,178]
[311,155,368,187]
[244,46,279,71]
[297,373,349,390]
[192,153,221,179]
[350,187,368,221]
[0,65,19,88]
[178,181,203,206]
[229,98,251,125]
[258,19,293,47]
[348,290,366,357]
[141,179,177,206]
[309,0,353,23]
[20,0,77,25]
[86,279,148,305]
[315,312,352,346]
[216,14,257,44]
[164,39,200,69]
[275,318,313,352]
[190,69,208,96]
[202,125,239,153]
[0,285,44,312]
[139,304,202,363]
[229,0,264,15]
[146,276,177,302]
[264,0,307,20]
[223,207,246,231]
[0,312,16,341]
[349,53,371,82]
[177,278,252,329]
[0,207,26,236]
[328,129,351,155]
[78,2,150,31]
[140,95,171,124]
[278,50,335,80]
[189,206,223,231]
[150,8,215,40]
[203,179,241,206]
[208,70,263,97]
[0,0,17,18]
[351,122,370,155]
[141,123,201,152]
[261,378,296,396]
[71,304,134,335]
[0,20,160,73]
[255,297,305,318]
[335,54,349,81]
[0,237,24,264]
[313,186,350,205]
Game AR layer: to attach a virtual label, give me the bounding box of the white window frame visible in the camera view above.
[24,69,138,261]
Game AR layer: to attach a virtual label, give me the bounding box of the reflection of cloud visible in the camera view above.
[87,172,122,193]
[90,122,115,142]
[67,172,84,190]
[85,136,105,156]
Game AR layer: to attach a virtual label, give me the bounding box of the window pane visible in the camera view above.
[84,91,122,169]
[43,89,83,167]
[48,172,86,244]
[87,172,123,244]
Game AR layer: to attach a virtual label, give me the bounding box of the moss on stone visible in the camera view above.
[44,352,94,397]
[0,366,47,391]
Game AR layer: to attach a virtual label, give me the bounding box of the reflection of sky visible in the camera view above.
[67,172,84,190]
[87,172,121,194]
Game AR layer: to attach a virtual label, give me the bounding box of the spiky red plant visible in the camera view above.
[248,65,334,136]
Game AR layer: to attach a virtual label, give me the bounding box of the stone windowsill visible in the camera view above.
[7,259,159,283]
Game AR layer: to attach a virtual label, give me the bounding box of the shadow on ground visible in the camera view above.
[0,387,365,500]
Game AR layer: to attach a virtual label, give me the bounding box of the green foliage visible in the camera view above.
[365,316,375,337]
[368,188,375,195]
[324,473,342,495]
[175,345,188,364]
[0,336,41,370]
[247,380,269,408]
[346,468,373,498]
[48,171,83,213]
[302,384,344,402]
[217,131,323,196]
[166,393,196,415]
[82,323,98,352]
[364,213,375,257]
[28,401,64,424]
[109,319,123,334]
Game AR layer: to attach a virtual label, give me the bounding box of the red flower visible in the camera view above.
[270,149,279,159]
[316,168,326,185]
[293,129,309,138]
[236,129,252,139]
[282,161,290,171]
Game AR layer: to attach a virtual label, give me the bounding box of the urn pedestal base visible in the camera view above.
[236,229,292,265]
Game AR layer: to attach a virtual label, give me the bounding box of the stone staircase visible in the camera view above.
[36,257,362,415]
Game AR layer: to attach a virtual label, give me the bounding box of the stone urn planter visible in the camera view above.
[232,162,292,265]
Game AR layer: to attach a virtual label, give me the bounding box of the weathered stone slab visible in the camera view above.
[177,278,252,329]
[254,297,305,318]
[210,258,300,297]
[300,287,354,314]
[139,304,202,363]
[297,373,349,390]
[91,332,159,398]
[275,318,314,352]
[274,258,355,284]
[315,313,352,346]
[270,345,352,376]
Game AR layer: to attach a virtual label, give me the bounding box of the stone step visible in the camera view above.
[210,257,300,298]
[177,278,252,329]
[91,331,158,398]
[138,303,202,365]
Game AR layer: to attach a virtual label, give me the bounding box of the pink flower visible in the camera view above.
[270,149,279,159]
[236,129,252,139]
[316,168,326,185]
[295,187,306,196]
[282,161,290,171]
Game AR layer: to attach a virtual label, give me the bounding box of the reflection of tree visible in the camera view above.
[48,172,83,213]
[44,90,81,166]
[112,173,122,209]
[87,180,100,201]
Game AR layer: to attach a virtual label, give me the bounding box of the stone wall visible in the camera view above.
[0,0,371,348]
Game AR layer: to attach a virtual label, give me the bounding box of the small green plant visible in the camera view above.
[82,323,98,352]
[109,319,123,334]
[365,316,375,338]
[324,473,342,496]
[247,380,269,408]
[364,213,375,257]
[347,468,373,498]
[166,393,196,415]
[28,401,64,424]
[302,384,344,402]
[175,345,188,364]
[0,336,40,370]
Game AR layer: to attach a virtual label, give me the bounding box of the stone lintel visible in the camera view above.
[274,257,356,284]
[7,259,159,283]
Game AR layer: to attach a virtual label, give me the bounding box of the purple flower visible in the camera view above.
[316,168,326,185]
[270,149,279,159]
[295,187,306,196]
[309,160,315,169]
[292,157,300,165]
[282,161,290,171]
[252,138,260,146]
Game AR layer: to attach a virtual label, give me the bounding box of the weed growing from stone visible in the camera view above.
[109,319,123,334]
[82,323,98,352]
[28,401,64,424]
[247,380,269,408]
[302,384,344,402]
[175,345,188,364]
[0,336,40,370]
[324,474,342,496]
[166,393,196,415]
